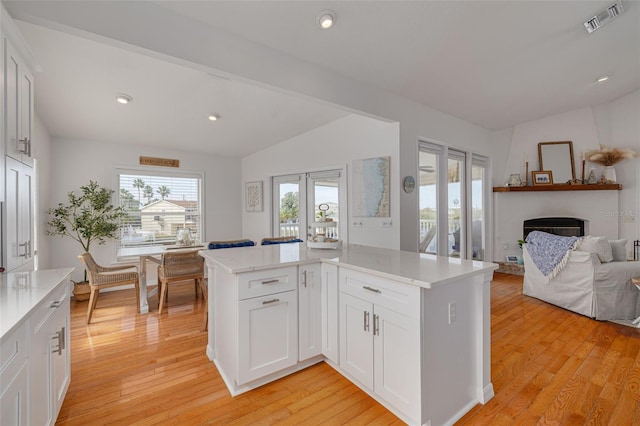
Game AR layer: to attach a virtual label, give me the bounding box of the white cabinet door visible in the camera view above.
[29,284,69,426]
[0,364,29,426]
[321,263,339,364]
[5,157,33,272]
[51,295,71,418]
[30,308,55,426]
[238,290,298,385]
[4,41,33,163]
[0,35,5,203]
[298,263,321,361]
[373,304,421,421]
[339,292,374,389]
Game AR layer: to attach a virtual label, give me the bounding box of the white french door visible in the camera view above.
[272,169,346,243]
[419,141,489,260]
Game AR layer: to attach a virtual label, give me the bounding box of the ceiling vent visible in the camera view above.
[584,1,624,33]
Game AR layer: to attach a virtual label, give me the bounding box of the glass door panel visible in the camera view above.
[309,177,340,240]
[448,156,463,257]
[470,163,485,260]
[274,179,302,238]
[419,150,438,254]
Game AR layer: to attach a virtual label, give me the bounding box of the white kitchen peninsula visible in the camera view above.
[200,243,497,426]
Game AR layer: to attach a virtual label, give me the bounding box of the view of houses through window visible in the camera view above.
[117,169,203,249]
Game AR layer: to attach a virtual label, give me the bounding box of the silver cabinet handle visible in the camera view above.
[363,286,381,294]
[50,300,62,308]
[262,298,280,305]
[51,328,64,356]
[18,137,30,155]
[364,311,370,332]
[19,242,29,258]
[301,270,308,288]
[261,279,280,285]
[373,314,380,336]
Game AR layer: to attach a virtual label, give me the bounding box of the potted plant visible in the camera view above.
[46,181,126,300]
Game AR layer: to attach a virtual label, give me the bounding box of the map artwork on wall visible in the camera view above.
[352,156,390,217]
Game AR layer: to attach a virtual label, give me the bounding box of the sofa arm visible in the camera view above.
[569,250,601,266]
[523,245,599,277]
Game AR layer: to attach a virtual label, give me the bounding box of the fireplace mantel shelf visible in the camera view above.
[493,183,622,192]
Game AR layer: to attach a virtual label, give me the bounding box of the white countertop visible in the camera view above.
[1,268,74,339]
[199,243,497,289]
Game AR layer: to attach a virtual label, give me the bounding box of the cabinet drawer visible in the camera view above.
[30,283,69,333]
[237,266,297,300]
[0,321,28,396]
[339,268,420,319]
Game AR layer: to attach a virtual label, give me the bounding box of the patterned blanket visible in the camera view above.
[525,231,581,282]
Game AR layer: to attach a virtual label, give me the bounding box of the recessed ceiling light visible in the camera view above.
[208,113,220,121]
[596,74,610,83]
[115,93,133,104]
[318,10,336,29]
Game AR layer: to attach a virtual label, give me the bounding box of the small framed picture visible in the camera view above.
[532,170,553,186]
[505,255,519,263]
[507,174,522,187]
[245,181,263,212]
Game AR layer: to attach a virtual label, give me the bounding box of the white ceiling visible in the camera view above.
[13,21,350,158]
[5,1,640,157]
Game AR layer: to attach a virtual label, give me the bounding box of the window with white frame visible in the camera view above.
[116,168,203,250]
[418,141,489,260]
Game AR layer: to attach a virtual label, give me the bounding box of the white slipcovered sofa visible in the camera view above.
[523,244,640,320]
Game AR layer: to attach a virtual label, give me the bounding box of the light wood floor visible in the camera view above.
[56,273,640,425]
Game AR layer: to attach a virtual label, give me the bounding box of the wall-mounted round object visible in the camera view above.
[402,176,416,193]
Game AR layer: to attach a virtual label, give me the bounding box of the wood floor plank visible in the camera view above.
[57,273,640,425]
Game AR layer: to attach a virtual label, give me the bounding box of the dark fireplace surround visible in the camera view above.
[523,217,588,239]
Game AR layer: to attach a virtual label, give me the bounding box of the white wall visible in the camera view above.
[494,90,640,261]
[32,114,52,269]
[593,90,640,252]
[48,138,242,283]
[17,9,500,253]
[242,114,400,249]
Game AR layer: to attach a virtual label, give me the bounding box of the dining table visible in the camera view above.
[118,244,205,313]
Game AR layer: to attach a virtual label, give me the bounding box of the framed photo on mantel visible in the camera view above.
[532,170,553,186]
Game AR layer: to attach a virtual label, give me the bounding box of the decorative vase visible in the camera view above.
[602,166,616,183]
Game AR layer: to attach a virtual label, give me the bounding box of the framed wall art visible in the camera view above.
[245,181,263,212]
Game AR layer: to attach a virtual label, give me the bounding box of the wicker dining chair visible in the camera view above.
[157,250,205,315]
[78,252,140,324]
[260,236,303,245]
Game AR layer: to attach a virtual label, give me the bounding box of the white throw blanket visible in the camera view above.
[525,231,581,283]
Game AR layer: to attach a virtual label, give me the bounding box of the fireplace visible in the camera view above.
[523,217,588,239]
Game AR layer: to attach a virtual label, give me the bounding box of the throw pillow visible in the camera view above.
[577,236,613,263]
[608,239,628,262]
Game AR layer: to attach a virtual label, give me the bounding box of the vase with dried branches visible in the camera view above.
[584,145,637,183]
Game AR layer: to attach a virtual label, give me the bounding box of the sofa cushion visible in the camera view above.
[577,236,613,263]
[608,239,628,262]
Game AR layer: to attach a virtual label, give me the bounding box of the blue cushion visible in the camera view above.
[208,240,255,250]
[261,239,303,245]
